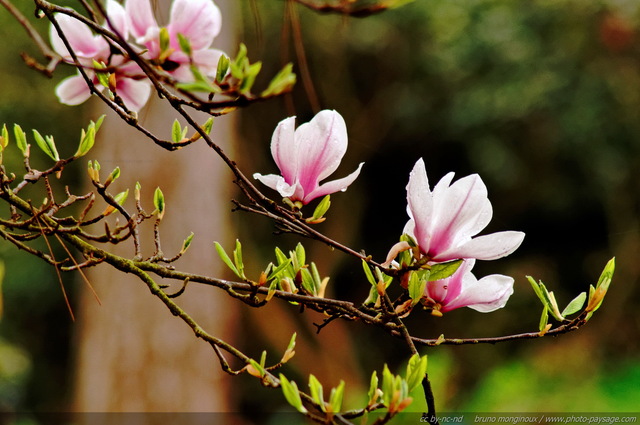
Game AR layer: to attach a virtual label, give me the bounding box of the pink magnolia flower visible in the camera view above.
[253,110,364,205]
[49,0,151,111]
[125,0,225,81]
[404,158,524,262]
[423,259,514,313]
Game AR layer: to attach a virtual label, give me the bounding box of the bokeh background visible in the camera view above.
[1,0,639,422]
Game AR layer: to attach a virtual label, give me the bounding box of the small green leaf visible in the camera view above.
[266,259,292,281]
[405,354,428,393]
[428,259,462,281]
[181,232,194,253]
[295,243,306,268]
[113,189,129,205]
[408,271,427,305]
[539,305,549,332]
[233,239,245,279]
[240,61,262,94]
[308,374,325,410]
[328,380,345,413]
[159,27,170,54]
[247,359,265,377]
[171,119,183,143]
[0,124,8,149]
[381,364,394,407]
[311,195,331,220]
[202,117,214,135]
[75,125,95,157]
[280,375,307,413]
[368,371,379,405]
[32,129,59,161]
[261,62,296,97]
[362,260,376,286]
[596,257,615,289]
[561,292,587,317]
[13,124,27,155]
[216,54,230,83]
[214,242,240,277]
[93,60,110,88]
[176,32,191,55]
[153,187,165,218]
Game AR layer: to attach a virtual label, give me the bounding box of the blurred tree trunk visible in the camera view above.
[72,0,238,413]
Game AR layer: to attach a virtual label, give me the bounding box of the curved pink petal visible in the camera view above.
[253,173,296,198]
[302,162,364,204]
[406,159,434,253]
[50,14,108,59]
[428,174,490,256]
[440,230,525,262]
[270,116,298,184]
[125,0,158,40]
[168,0,222,50]
[115,78,152,112]
[105,0,128,37]
[295,110,348,192]
[443,273,514,313]
[55,74,93,105]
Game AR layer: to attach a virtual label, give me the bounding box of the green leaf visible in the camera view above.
[247,359,265,377]
[381,364,394,407]
[159,27,170,53]
[171,119,183,143]
[176,32,191,55]
[596,257,615,289]
[428,259,462,281]
[75,126,95,157]
[561,292,587,317]
[408,271,427,305]
[214,242,240,277]
[32,129,59,161]
[266,259,292,281]
[240,61,262,94]
[280,375,307,413]
[114,189,129,205]
[328,380,345,413]
[311,195,331,220]
[201,117,214,135]
[104,166,121,187]
[294,243,306,268]
[367,371,379,405]
[308,374,325,410]
[13,124,27,155]
[405,354,427,393]
[181,232,194,253]
[261,62,297,97]
[0,124,8,149]
[539,305,549,332]
[216,54,230,83]
[93,60,110,88]
[286,332,297,353]
[233,239,245,279]
[153,187,165,218]
[362,260,377,286]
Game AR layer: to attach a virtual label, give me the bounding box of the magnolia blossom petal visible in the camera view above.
[446,231,525,261]
[295,110,348,190]
[125,0,158,40]
[192,48,226,76]
[55,74,92,105]
[444,273,514,313]
[302,162,364,204]
[50,14,108,59]
[406,159,434,252]
[168,0,222,50]
[253,173,296,198]
[115,78,152,112]
[105,0,128,36]
[270,116,298,184]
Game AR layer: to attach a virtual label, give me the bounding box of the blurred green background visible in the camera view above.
[1,0,639,420]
